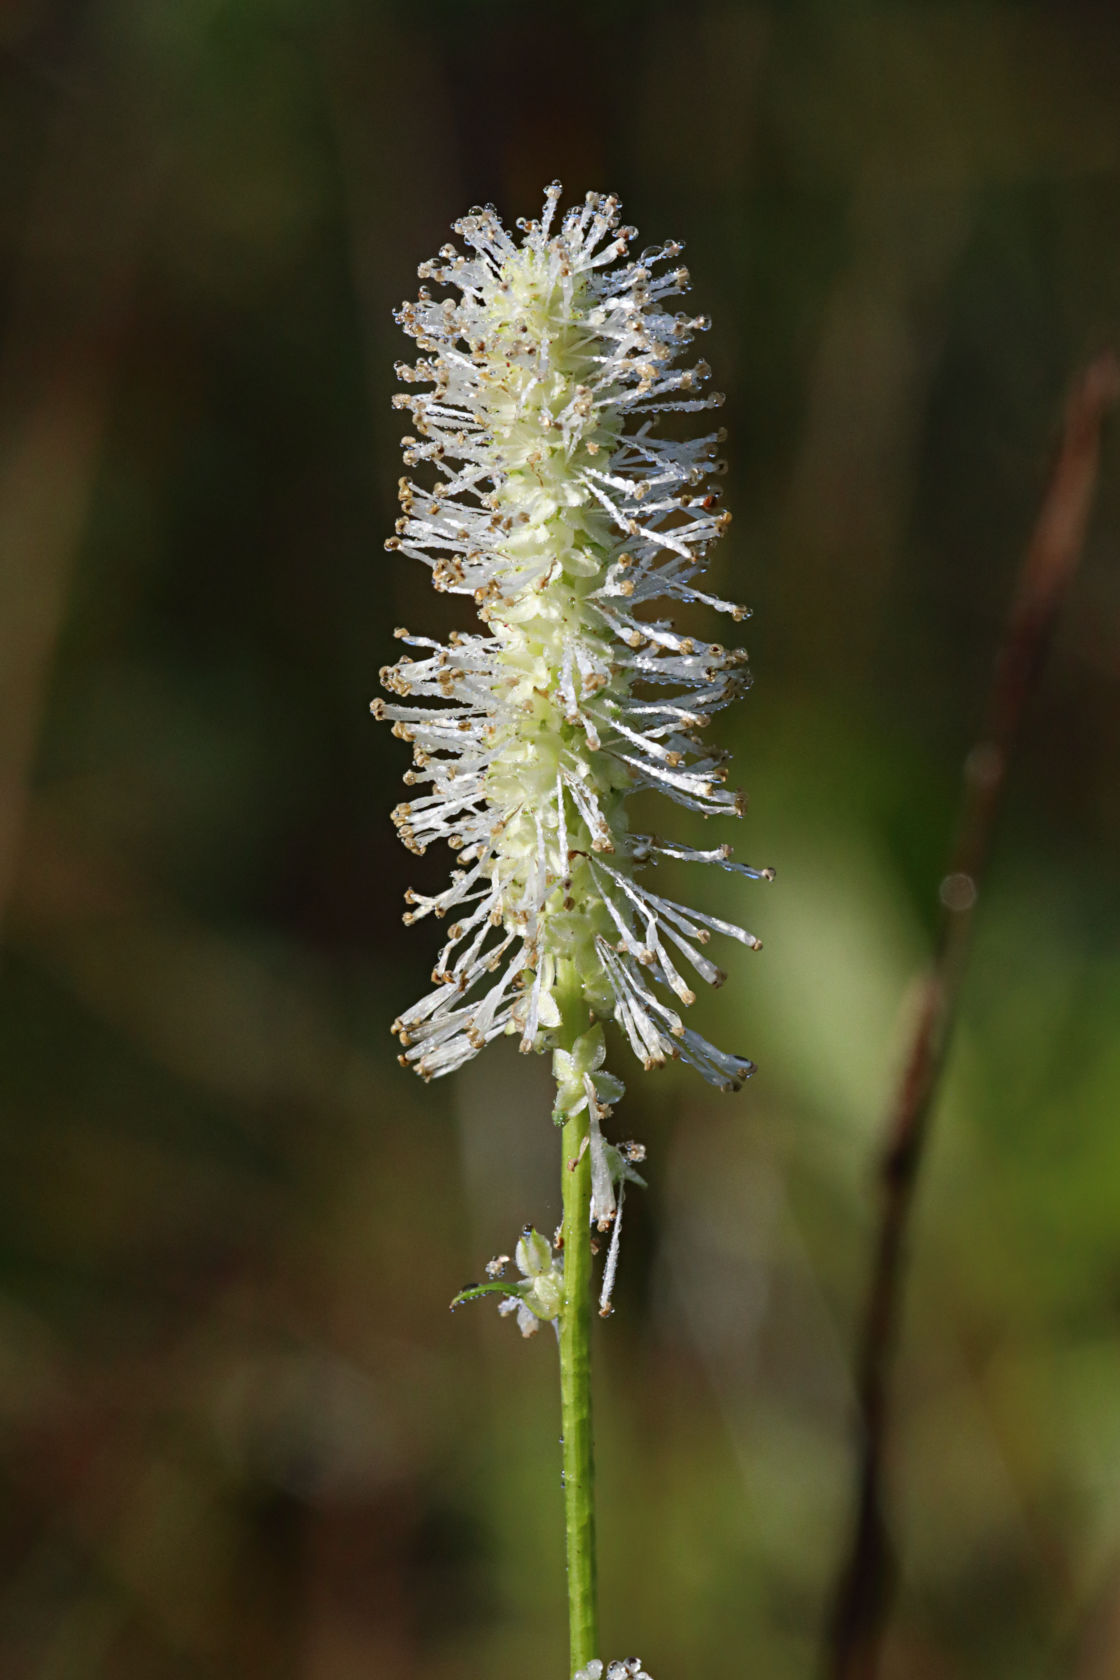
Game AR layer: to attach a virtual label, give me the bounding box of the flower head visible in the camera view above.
[376,185,770,1087]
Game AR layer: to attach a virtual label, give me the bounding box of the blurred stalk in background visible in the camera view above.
[828,352,1118,1680]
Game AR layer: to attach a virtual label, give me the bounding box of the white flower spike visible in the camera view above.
[377,184,771,1087]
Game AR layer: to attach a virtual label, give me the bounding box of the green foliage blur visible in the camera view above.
[2,2,1119,1676]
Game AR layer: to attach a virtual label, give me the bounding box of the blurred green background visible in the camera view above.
[2,2,1120,1677]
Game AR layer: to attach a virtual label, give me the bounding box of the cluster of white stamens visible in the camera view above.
[376,184,770,1087]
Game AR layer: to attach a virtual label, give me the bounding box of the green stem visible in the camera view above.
[556,977,599,1676]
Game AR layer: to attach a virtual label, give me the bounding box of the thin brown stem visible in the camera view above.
[825,353,1119,1680]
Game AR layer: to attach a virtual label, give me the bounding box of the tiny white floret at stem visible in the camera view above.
[378,183,769,1088]
[574,1660,655,1680]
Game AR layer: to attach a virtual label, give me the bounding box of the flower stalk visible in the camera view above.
[559,1088,598,1669]
[555,977,600,1671]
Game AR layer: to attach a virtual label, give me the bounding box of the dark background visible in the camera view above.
[2,3,1120,1677]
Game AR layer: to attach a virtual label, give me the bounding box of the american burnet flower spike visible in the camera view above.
[376,183,769,1678]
